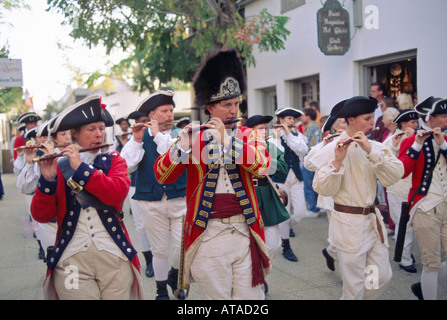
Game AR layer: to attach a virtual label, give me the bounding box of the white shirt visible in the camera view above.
[272,130,308,156]
[16,162,40,194]
[309,132,404,251]
[121,128,175,174]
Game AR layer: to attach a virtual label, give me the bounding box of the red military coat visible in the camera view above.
[31,152,142,299]
[154,126,272,290]
[398,133,447,212]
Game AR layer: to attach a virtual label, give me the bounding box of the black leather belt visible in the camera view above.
[253,178,269,186]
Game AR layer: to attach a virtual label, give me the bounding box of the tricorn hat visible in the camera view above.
[36,121,50,138]
[322,99,348,132]
[414,96,442,116]
[275,107,303,118]
[50,95,113,133]
[176,117,191,128]
[115,117,129,125]
[17,123,26,132]
[416,97,447,121]
[17,112,41,124]
[137,87,175,115]
[336,96,378,118]
[392,109,419,123]
[127,110,149,121]
[244,115,273,128]
[193,48,246,113]
[24,127,38,139]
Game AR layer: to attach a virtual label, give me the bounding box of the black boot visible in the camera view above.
[167,267,186,300]
[411,282,424,300]
[282,239,298,262]
[142,251,154,278]
[37,240,45,260]
[155,280,170,300]
[322,248,335,271]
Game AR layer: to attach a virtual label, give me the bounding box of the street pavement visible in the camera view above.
[0,172,445,300]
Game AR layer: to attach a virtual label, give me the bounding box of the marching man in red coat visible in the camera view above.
[398,96,447,300]
[31,96,143,300]
[154,49,272,299]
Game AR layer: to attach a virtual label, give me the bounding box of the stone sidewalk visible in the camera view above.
[0,172,445,300]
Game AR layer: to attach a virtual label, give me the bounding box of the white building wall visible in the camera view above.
[245,0,447,116]
[102,90,192,142]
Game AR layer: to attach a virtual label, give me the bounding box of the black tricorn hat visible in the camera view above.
[392,109,419,123]
[137,87,175,115]
[193,48,246,111]
[24,127,38,139]
[36,121,50,138]
[322,99,348,132]
[414,96,442,116]
[127,110,149,121]
[115,117,129,125]
[176,117,191,128]
[17,123,26,131]
[244,115,273,128]
[275,107,303,118]
[50,95,114,133]
[429,97,447,116]
[17,112,41,124]
[336,96,378,118]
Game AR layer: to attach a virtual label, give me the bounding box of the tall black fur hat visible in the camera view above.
[193,48,246,113]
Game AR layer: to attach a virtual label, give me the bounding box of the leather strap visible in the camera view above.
[334,203,376,215]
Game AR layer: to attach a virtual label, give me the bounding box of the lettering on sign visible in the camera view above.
[317,0,350,55]
[0,59,23,87]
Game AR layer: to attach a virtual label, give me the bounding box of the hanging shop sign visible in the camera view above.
[0,58,23,87]
[317,0,351,56]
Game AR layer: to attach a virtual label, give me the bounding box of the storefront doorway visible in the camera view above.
[360,49,417,102]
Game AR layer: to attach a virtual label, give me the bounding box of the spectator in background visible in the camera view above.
[379,107,401,233]
[309,101,324,129]
[396,93,414,110]
[370,97,397,142]
[301,108,323,218]
[370,82,386,124]
[381,106,400,142]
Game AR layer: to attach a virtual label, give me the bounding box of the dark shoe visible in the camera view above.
[142,251,154,278]
[38,247,45,260]
[155,280,170,300]
[282,239,298,262]
[411,282,424,300]
[167,268,185,300]
[37,240,45,260]
[400,264,417,273]
[283,248,298,262]
[289,228,295,237]
[264,281,268,294]
[322,248,335,271]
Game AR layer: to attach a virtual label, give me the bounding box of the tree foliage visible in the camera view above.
[0,0,30,114]
[0,45,26,114]
[47,0,290,92]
